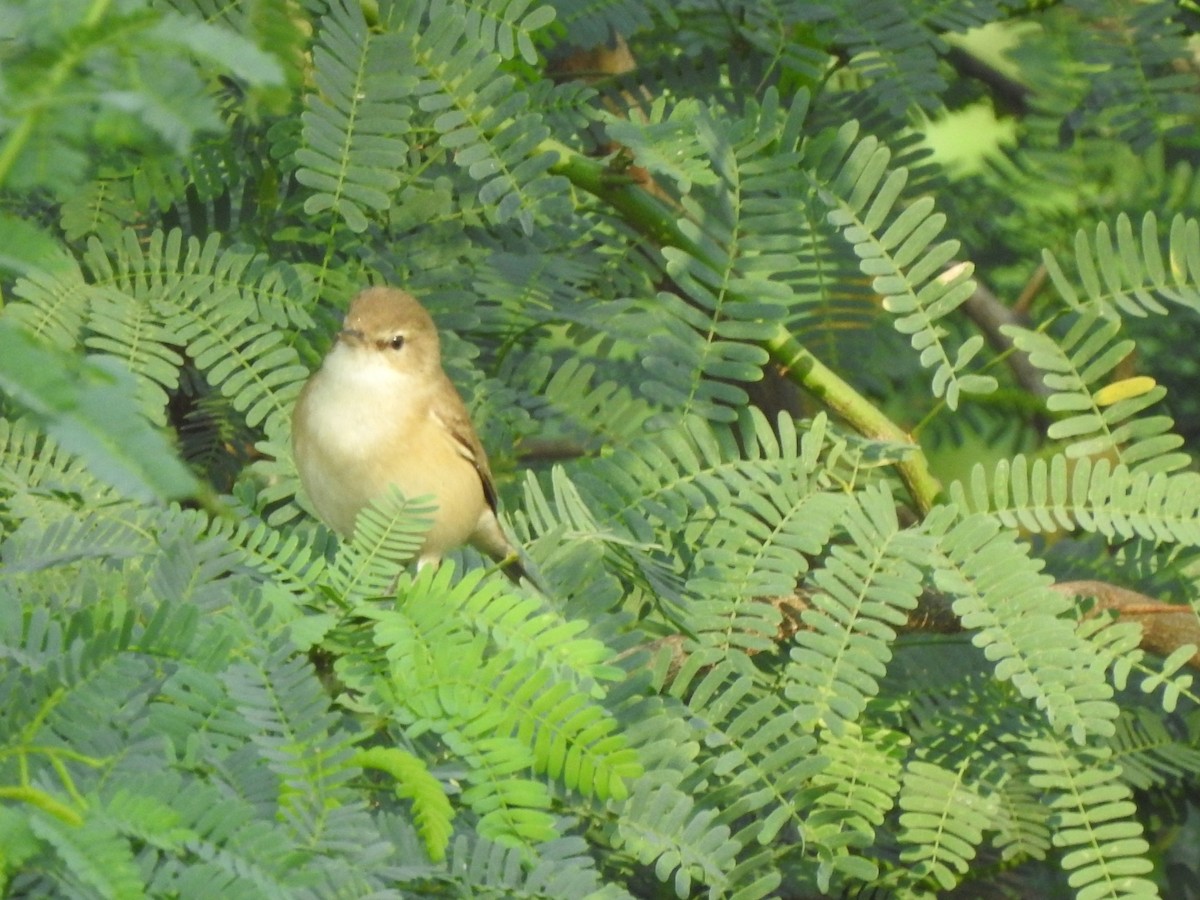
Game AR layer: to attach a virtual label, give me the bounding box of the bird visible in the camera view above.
[292,285,529,582]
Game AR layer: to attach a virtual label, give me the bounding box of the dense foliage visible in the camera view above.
[2,0,1200,897]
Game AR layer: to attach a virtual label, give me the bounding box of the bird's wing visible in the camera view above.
[431,377,500,513]
[431,375,535,586]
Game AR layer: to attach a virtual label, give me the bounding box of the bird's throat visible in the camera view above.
[305,346,425,454]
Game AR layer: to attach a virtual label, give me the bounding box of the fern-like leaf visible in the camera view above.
[349,564,639,849]
[1026,736,1158,899]
[513,463,666,603]
[329,487,436,600]
[189,507,329,602]
[155,776,310,897]
[801,724,908,891]
[925,506,1119,744]
[59,174,139,243]
[456,0,557,65]
[83,228,311,442]
[0,418,107,510]
[611,92,807,422]
[614,780,737,898]
[1042,213,1200,317]
[671,663,824,850]
[803,121,997,408]
[374,566,639,799]
[992,777,1053,864]
[684,412,848,658]
[293,0,413,233]
[223,633,367,861]
[533,356,657,446]
[408,0,569,233]
[6,265,92,351]
[441,565,616,684]
[1108,708,1200,792]
[354,746,455,862]
[785,483,926,735]
[831,0,947,121]
[1069,0,1200,152]
[547,0,669,47]
[1,509,148,573]
[26,810,144,900]
[1002,310,1189,474]
[83,289,184,425]
[0,322,201,503]
[897,759,998,892]
[952,453,1200,545]
[445,831,625,898]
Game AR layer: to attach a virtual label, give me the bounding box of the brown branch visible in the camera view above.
[1013,263,1048,317]
[649,579,1200,680]
[1053,580,1200,669]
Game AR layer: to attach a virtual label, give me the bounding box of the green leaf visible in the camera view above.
[353,747,454,862]
[148,13,285,87]
[0,213,76,278]
[0,320,201,502]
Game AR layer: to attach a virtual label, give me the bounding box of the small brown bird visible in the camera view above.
[292,286,526,579]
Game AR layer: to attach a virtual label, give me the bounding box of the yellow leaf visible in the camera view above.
[1094,376,1156,407]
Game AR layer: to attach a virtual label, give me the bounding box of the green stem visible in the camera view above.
[547,139,689,251]
[763,325,941,513]
[82,0,113,28]
[0,114,38,191]
[0,65,80,189]
[545,139,942,514]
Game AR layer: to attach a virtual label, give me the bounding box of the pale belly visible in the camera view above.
[293,361,486,557]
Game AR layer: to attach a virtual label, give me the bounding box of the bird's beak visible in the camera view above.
[337,326,366,346]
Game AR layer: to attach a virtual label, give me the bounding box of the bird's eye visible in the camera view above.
[389,335,405,350]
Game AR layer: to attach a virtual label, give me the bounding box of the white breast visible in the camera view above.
[304,345,420,453]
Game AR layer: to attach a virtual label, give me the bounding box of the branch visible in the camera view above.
[1052,580,1200,669]
[773,579,1200,669]
[545,140,943,514]
[763,325,942,513]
